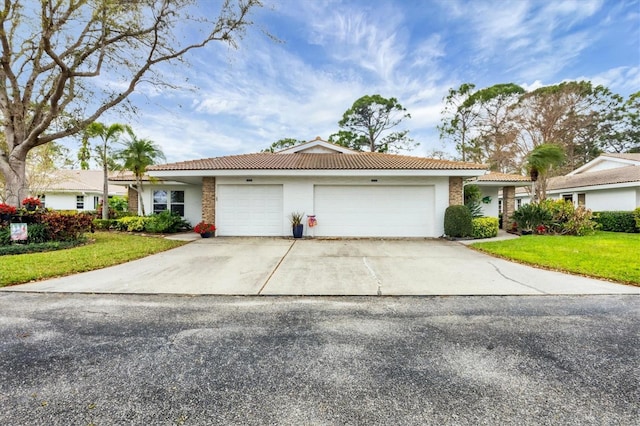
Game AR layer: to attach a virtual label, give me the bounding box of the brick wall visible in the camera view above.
[502,186,515,230]
[127,186,138,215]
[202,177,216,223]
[448,176,463,205]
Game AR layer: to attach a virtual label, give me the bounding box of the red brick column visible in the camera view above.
[448,176,463,205]
[502,186,515,230]
[202,177,216,223]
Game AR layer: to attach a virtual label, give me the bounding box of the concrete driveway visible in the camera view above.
[3,237,639,295]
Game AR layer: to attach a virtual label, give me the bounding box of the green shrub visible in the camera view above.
[593,211,638,233]
[144,211,191,233]
[511,203,551,232]
[0,240,83,256]
[464,184,483,218]
[472,217,499,239]
[0,226,10,246]
[512,200,597,236]
[635,208,640,230]
[93,219,117,231]
[444,205,473,238]
[115,216,150,232]
[26,223,49,244]
[563,206,597,236]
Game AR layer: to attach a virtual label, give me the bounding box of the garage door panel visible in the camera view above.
[314,185,434,237]
[217,185,283,236]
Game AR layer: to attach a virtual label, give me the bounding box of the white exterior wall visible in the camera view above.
[478,187,500,217]
[216,176,450,237]
[43,192,101,211]
[138,184,202,226]
[558,188,638,211]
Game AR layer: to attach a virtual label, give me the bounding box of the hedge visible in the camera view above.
[593,211,638,233]
[472,217,499,239]
[444,205,473,238]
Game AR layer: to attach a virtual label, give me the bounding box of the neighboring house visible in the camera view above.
[111,138,494,237]
[514,153,640,211]
[34,170,126,211]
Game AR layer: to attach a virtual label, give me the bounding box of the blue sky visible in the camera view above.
[102,0,640,163]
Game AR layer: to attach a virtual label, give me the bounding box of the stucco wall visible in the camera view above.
[44,193,100,211]
[478,187,500,217]
[137,184,203,227]
[215,176,450,237]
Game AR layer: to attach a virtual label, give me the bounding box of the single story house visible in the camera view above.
[514,153,640,211]
[112,138,521,237]
[32,170,126,211]
[469,172,531,218]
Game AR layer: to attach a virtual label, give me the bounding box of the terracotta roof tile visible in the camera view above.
[549,165,640,190]
[148,152,486,171]
[476,172,530,182]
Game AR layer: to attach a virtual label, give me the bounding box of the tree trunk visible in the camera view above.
[137,176,146,216]
[0,155,28,207]
[102,163,109,220]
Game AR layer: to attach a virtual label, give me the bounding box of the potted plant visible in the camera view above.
[289,212,304,238]
[0,203,17,222]
[21,196,42,211]
[194,221,216,238]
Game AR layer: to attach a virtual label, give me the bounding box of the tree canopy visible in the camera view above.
[439,80,637,176]
[0,0,264,206]
[330,94,416,153]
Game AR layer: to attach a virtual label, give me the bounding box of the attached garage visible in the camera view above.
[216,184,283,236]
[313,185,435,237]
[144,138,488,238]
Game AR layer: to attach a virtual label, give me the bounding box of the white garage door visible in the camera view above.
[216,185,283,236]
[314,185,434,237]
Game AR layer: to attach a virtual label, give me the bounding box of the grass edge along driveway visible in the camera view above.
[472,231,640,286]
[0,232,186,287]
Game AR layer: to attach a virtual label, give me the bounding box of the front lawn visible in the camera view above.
[472,231,640,286]
[0,232,186,287]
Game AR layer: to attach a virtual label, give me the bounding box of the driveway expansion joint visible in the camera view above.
[257,240,295,295]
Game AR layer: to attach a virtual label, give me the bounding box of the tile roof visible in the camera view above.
[147,152,486,171]
[476,172,531,182]
[40,170,126,194]
[548,165,640,190]
[600,153,640,162]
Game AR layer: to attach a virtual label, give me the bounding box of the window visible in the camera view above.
[516,199,522,209]
[578,193,586,206]
[498,199,502,213]
[38,195,46,209]
[563,194,573,203]
[153,190,185,216]
[76,195,84,209]
[94,196,100,210]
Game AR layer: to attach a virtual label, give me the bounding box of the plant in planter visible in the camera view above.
[21,197,42,211]
[289,211,304,238]
[0,203,17,222]
[194,221,216,238]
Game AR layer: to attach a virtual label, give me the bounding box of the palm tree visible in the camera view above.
[81,123,126,219]
[116,128,166,216]
[527,143,565,202]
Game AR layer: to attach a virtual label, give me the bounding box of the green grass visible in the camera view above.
[0,232,186,287]
[472,231,640,285]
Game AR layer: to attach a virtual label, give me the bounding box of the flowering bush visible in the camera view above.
[194,221,216,234]
[0,203,17,215]
[22,197,42,209]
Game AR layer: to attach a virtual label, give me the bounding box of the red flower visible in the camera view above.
[0,203,17,215]
[21,197,42,208]
[194,221,216,234]
[536,224,547,234]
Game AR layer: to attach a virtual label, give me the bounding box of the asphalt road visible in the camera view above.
[0,293,638,425]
